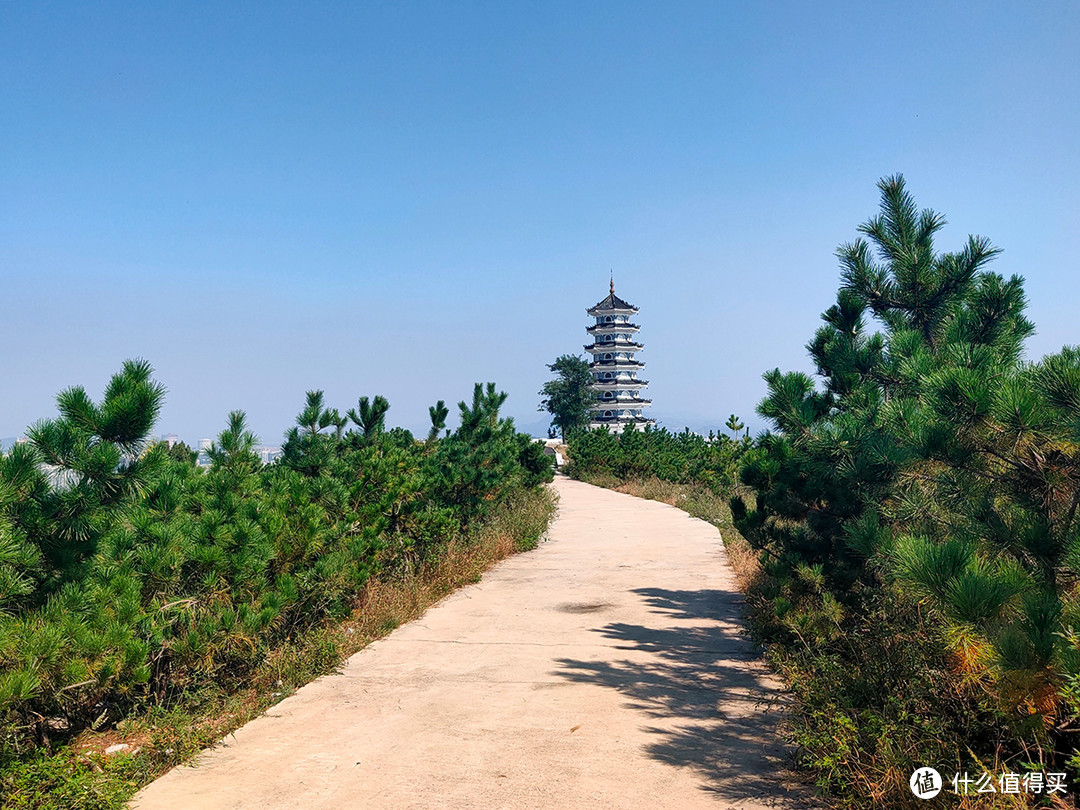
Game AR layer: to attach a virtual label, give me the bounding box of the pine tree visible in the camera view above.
[21,359,166,578]
[724,414,745,438]
[736,175,1080,765]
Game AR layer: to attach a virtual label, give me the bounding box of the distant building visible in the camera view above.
[584,279,655,431]
[194,438,213,468]
[258,447,283,465]
[162,433,179,449]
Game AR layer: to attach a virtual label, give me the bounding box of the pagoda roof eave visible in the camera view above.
[586,291,638,314]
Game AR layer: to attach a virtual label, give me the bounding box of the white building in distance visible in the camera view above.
[584,280,655,431]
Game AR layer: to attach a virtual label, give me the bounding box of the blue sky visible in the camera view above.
[3,2,1078,443]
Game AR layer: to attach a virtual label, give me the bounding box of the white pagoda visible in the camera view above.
[585,279,655,431]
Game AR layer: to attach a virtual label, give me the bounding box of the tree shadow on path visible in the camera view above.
[554,587,808,806]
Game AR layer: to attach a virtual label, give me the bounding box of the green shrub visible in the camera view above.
[567,423,745,491]
[0,367,553,795]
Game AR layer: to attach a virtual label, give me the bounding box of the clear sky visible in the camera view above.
[3,2,1078,444]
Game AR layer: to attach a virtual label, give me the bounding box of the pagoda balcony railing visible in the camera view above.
[592,401,652,409]
[591,379,648,387]
[585,342,644,352]
[587,322,640,333]
[590,360,644,369]
[589,415,656,424]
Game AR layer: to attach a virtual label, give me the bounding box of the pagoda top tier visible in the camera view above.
[586,279,638,315]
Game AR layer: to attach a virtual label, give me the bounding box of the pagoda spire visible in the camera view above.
[610,271,614,295]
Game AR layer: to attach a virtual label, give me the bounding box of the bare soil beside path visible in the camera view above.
[132,476,813,809]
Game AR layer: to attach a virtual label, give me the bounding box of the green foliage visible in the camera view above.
[426,400,449,445]
[161,441,197,467]
[1,746,142,809]
[430,383,553,523]
[770,592,999,805]
[347,395,390,441]
[20,359,166,579]
[0,364,553,795]
[724,414,746,438]
[736,175,1080,803]
[538,354,593,439]
[567,422,746,492]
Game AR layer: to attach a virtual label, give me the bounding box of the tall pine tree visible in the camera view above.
[736,175,1080,767]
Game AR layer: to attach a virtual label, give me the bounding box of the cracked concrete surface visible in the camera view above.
[131,476,810,809]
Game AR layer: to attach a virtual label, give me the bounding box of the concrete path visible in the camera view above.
[132,477,805,809]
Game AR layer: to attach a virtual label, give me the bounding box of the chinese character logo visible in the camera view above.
[910,767,943,799]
